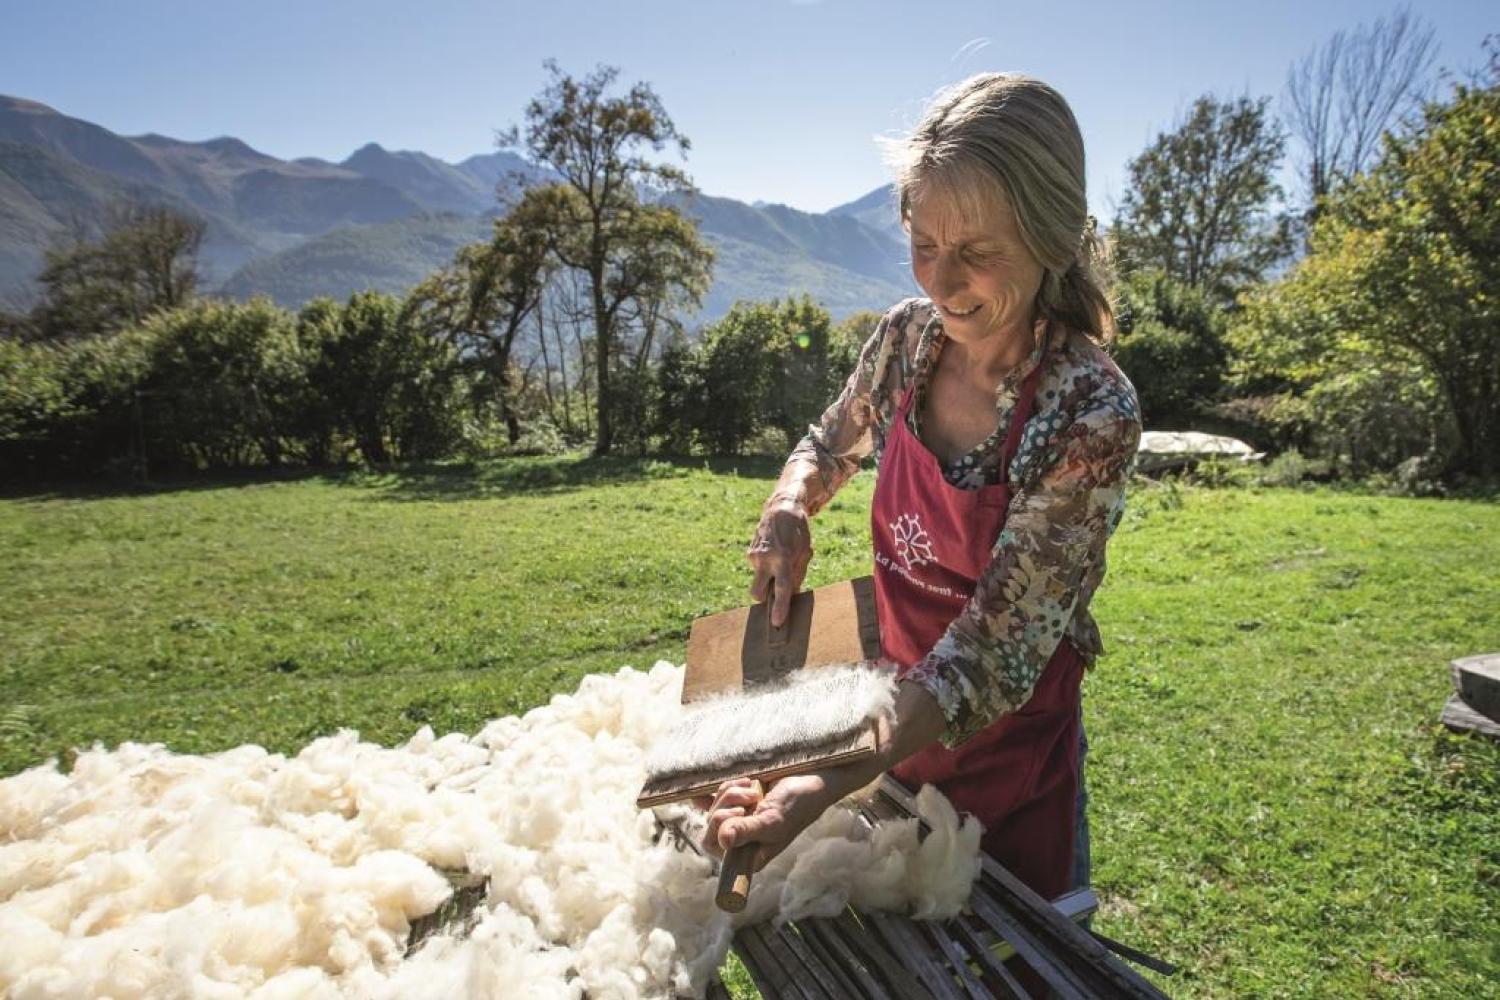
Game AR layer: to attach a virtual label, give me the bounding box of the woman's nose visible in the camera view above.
[931,253,967,298]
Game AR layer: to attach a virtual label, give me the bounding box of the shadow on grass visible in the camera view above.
[367,453,787,502]
[2,454,790,504]
[0,464,352,503]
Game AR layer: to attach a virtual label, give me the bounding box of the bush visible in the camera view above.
[1,329,151,478]
[654,297,837,456]
[299,292,468,465]
[1112,269,1230,428]
[135,298,304,471]
[1256,449,1324,488]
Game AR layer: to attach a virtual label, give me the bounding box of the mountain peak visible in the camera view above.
[0,95,61,116]
[201,135,259,157]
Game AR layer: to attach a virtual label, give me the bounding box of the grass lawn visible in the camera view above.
[2,457,1497,997]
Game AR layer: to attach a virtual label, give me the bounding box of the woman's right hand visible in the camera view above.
[747,500,812,628]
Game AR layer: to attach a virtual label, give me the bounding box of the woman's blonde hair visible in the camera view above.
[882,73,1115,343]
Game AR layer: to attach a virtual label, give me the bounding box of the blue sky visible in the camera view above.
[2,1,1492,217]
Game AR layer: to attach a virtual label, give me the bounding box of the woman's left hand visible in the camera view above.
[702,773,839,871]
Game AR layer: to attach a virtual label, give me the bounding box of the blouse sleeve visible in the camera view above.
[902,378,1142,747]
[771,300,913,517]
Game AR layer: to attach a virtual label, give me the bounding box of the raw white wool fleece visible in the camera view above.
[644,663,897,781]
[0,662,981,1000]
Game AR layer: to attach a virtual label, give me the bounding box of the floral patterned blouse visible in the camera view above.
[772,298,1142,748]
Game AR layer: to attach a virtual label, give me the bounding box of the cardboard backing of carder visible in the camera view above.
[636,576,885,808]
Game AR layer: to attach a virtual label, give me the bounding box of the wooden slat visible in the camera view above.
[804,916,895,1000]
[863,911,966,1000]
[770,921,845,1000]
[976,865,1167,998]
[872,783,1086,996]
[966,888,1098,964]
[914,916,992,998]
[794,917,870,999]
[947,915,1033,1000]
[1087,931,1179,977]
[724,775,1170,999]
[734,925,798,1000]
[967,889,1092,1000]
[404,869,490,956]
[834,911,938,999]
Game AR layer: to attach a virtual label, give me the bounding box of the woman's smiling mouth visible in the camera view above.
[940,303,982,319]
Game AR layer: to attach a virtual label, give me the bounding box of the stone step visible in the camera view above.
[1452,653,1500,722]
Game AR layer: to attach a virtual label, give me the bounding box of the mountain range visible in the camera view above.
[0,95,915,323]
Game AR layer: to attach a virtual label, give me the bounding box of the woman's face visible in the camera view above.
[908,185,1045,352]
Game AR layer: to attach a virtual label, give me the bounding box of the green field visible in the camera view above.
[3,459,1497,997]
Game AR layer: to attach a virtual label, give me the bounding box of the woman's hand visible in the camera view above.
[747,500,812,628]
[701,774,837,871]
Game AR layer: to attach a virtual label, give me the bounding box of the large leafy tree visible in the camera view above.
[406,204,552,444]
[1232,76,1500,480]
[1113,95,1292,302]
[504,62,713,455]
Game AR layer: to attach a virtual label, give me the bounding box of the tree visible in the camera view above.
[405,203,552,445]
[503,61,714,455]
[760,296,834,453]
[1284,8,1437,216]
[828,309,884,401]
[689,303,777,455]
[1230,77,1500,480]
[1113,96,1292,302]
[30,205,204,341]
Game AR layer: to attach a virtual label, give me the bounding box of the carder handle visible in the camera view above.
[715,843,758,913]
[714,779,764,913]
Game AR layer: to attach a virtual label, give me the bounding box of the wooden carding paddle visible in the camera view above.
[636,576,884,912]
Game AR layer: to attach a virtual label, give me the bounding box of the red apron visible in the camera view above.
[872,346,1083,905]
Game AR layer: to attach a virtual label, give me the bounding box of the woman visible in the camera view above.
[704,73,1141,913]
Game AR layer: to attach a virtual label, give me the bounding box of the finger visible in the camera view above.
[749,561,775,604]
[771,572,793,629]
[720,809,778,853]
[709,777,758,811]
[793,547,812,592]
[709,787,761,815]
[703,806,746,856]
[708,805,747,834]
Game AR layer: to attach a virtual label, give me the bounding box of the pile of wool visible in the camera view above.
[0,662,982,1000]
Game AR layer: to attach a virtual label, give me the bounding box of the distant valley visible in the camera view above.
[0,95,914,322]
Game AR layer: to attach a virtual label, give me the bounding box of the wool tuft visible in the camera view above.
[0,661,981,999]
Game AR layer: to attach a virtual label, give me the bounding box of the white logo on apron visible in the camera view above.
[890,512,936,570]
